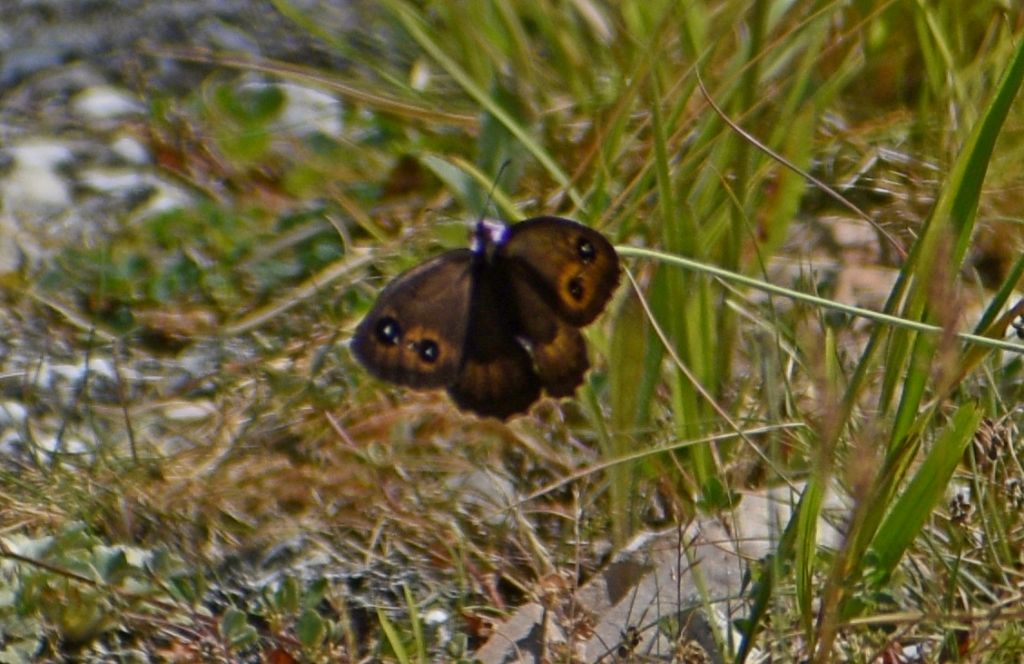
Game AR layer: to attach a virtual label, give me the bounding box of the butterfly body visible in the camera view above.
[352,216,619,419]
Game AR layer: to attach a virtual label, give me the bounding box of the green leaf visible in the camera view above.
[93,547,131,585]
[215,82,285,124]
[795,477,824,639]
[168,573,205,605]
[219,607,258,649]
[296,607,326,649]
[303,577,329,609]
[273,576,300,614]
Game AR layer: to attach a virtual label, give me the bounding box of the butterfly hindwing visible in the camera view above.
[503,268,590,398]
[351,250,473,388]
[446,266,541,419]
[531,322,589,398]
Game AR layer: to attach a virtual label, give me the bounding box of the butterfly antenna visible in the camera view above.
[480,159,512,222]
[472,160,513,252]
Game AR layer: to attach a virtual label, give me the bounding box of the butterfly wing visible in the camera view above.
[499,217,619,397]
[446,266,542,419]
[501,216,620,326]
[351,250,473,388]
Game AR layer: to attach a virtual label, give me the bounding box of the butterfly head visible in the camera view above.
[471,219,510,258]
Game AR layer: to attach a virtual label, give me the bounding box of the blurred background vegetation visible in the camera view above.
[3,0,1024,660]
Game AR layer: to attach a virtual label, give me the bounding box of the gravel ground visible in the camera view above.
[0,0,358,253]
[0,4,394,655]
[0,0,361,458]
[0,0,354,93]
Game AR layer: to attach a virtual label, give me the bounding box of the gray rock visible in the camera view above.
[475,484,844,663]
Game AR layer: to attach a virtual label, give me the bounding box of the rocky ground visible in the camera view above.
[0,0,359,271]
[0,0,359,461]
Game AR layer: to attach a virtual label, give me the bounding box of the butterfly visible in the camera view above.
[351,216,620,419]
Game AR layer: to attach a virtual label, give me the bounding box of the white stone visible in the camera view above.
[1,140,74,215]
[0,400,27,425]
[72,86,144,120]
[111,134,151,165]
[46,358,116,384]
[423,608,448,625]
[161,402,215,422]
[78,168,147,193]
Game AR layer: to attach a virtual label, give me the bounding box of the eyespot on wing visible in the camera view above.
[351,250,473,388]
[501,216,620,325]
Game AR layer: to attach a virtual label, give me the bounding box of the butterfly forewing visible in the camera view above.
[351,250,473,388]
[501,216,620,326]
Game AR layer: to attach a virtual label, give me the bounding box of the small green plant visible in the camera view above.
[0,524,185,659]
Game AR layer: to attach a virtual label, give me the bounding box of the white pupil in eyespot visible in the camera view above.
[418,340,439,362]
[578,238,595,262]
[376,318,401,345]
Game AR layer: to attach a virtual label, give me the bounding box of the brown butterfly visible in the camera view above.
[351,216,620,419]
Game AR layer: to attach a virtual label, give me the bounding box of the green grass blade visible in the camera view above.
[940,17,1024,266]
[403,584,426,663]
[868,403,983,580]
[616,246,1024,355]
[885,28,1024,431]
[384,0,582,208]
[794,475,824,640]
[377,606,411,664]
